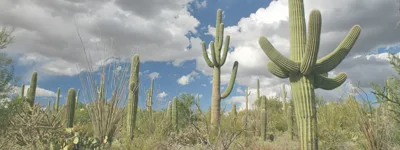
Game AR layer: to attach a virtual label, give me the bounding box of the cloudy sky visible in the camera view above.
[1,0,399,111]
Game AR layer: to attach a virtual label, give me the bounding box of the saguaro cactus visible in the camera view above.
[172,97,178,131]
[201,9,239,132]
[258,0,361,149]
[127,55,140,141]
[65,88,76,128]
[257,79,260,100]
[282,84,287,113]
[55,88,60,112]
[260,96,267,141]
[20,84,25,100]
[27,72,37,107]
[146,79,154,113]
[75,89,80,109]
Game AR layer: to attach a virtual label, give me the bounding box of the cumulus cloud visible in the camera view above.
[12,86,58,97]
[177,71,199,85]
[1,0,205,76]
[148,72,160,80]
[157,91,168,99]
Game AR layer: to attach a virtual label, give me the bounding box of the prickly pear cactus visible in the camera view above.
[258,0,361,149]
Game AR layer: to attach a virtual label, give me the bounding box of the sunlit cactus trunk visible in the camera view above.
[126,55,140,141]
[201,9,239,134]
[27,72,37,107]
[65,88,76,128]
[258,0,361,149]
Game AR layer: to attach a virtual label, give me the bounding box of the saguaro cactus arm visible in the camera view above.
[312,25,361,74]
[202,42,214,68]
[300,10,322,75]
[259,37,299,73]
[219,35,230,66]
[315,72,347,90]
[267,62,290,78]
[221,61,239,99]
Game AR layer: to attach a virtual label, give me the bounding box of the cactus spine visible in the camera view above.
[201,9,239,132]
[258,0,361,148]
[172,97,178,131]
[27,72,37,107]
[126,55,140,141]
[65,88,76,128]
[260,96,267,141]
[146,79,154,113]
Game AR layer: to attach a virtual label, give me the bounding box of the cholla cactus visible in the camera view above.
[258,0,361,148]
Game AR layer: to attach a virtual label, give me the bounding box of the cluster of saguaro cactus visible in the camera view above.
[26,72,37,107]
[258,0,361,148]
[126,55,140,141]
[171,97,179,131]
[146,79,154,113]
[260,96,267,141]
[201,9,239,133]
[65,88,77,128]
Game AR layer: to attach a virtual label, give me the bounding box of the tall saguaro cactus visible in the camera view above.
[127,55,140,141]
[27,72,37,107]
[201,9,239,132]
[146,79,154,113]
[258,0,361,149]
[65,88,76,128]
[231,103,237,116]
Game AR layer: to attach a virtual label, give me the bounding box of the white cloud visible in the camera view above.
[157,91,168,99]
[236,87,244,94]
[12,85,58,97]
[177,71,199,85]
[148,72,160,80]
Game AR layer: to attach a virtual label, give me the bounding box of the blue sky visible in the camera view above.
[2,0,400,111]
